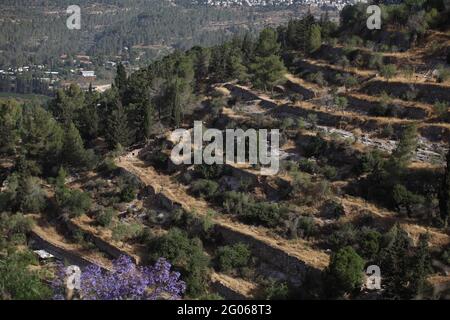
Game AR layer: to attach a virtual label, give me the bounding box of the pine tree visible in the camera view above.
[410,234,432,297]
[379,224,413,298]
[227,48,248,83]
[62,122,88,168]
[106,101,131,148]
[0,100,22,154]
[161,77,189,128]
[307,24,322,54]
[143,102,155,140]
[255,28,280,57]
[389,124,418,171]
[251,28,286,92]
[114,63,127,95]
[193,47,211,90]
[241,32,255,63]
[325,246,365,297]
[21,106,64,175]
[50,84,85,124]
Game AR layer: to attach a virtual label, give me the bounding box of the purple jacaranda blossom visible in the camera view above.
[52,256,186,300]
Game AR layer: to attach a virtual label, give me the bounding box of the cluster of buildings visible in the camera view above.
[200,0,367,10]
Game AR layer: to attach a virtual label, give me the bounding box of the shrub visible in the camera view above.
[433,101,448,118]
[303,135,327,157]
[222,191,287,228]
[216,243,251,272]
[112,222,144,242]
[119,185,136,202]
[261,279,290,300]
[241,201,287,228]
[343,76,358,90]
[0,213,34,248]
[404,90,417,101]
[392,184,425,217]
[19,177,46,213]
[96,207,115,227]
[98,156,117,173]
[368,53,384,70]
[298,159,320,174]
[307,72,326,86]
[370,103,388,116]
[0,251,52,299]
[58,189,91,218]
[149,228,210,297]
[306,113,318,129]
[194,164,226,179]
[381,124,394,138]
[321,165,337,180]
[436,65,450,83]
[325,246,365,297]
[190,179,219,199]
[358,228,381,260]
[358,149,386,175]
[322,199,346,218]
[281,118,295,130]
[223,191,251,215]
[401,65,415,80]
[440,247,450,265]
[291,171,330,204]
[296,215,317,239]
[339,56,350,69]
[334,96,348,112]
[380,64,397,81]
[329,224,358,250]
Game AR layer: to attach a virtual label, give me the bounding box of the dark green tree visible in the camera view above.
[149,228,210,297]
[106,101,132,148]
[325,246,365,297]
[114,63,128,95]
[307,24,322,54]
[62,122,89,168]
[250,28,286,92]
[0,100,22,154]
[379,224,413,298]
[0,251,52,300]
[410,233,432,296]
[50,84,85,124]
[143,102,155,140]
[21,106,64,175]
[388,124,418,171]
[216,243,251,272]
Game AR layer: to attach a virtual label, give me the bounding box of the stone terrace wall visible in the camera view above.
[210,281,249,300]
[285,80,316,100]
[124,165,322,283]
[272,104,450,143]
[361,81,450,104]
[30,231,110,271]
[224,84,278,109]
[214,223,322,284]
[345,94,428,120]
[65,220,138,264]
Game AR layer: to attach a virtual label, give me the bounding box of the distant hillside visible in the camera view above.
[0,0,325,68]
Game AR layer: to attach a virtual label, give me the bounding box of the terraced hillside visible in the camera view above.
[1,2,449,301]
